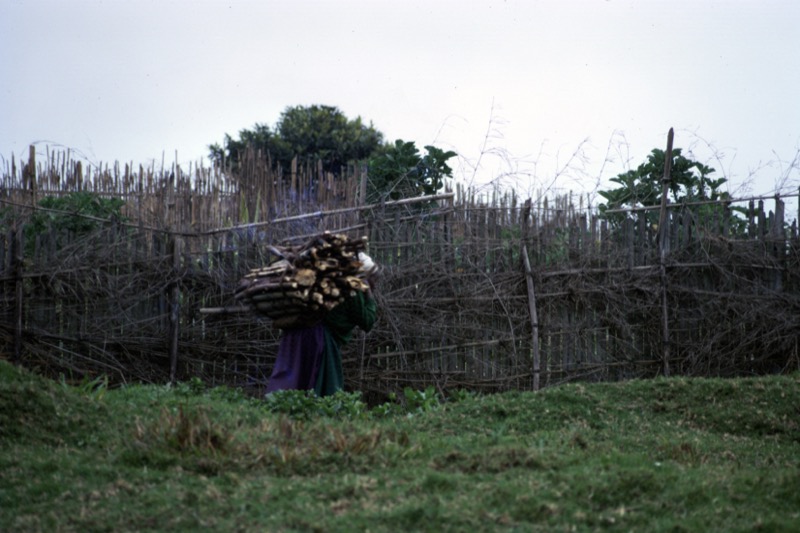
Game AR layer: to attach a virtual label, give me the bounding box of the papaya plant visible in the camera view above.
[598,148,746,235]
[367,139,456,202]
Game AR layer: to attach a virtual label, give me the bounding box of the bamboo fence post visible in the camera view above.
[169,235,182,384]
[13,226,24,364]
[522,244,540,391]
[625,217,635,270]
[658,128,674,378]
[771,195,785,291]
[359,333,367,388]
[358,163,368,206]
[27,145,37,208]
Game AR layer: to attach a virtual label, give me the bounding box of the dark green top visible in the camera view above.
[323,292,378,347]
[310,291,377,397]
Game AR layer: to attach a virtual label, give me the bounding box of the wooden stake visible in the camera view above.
[13,226,24,364]
[658,128,674,378]
[169,236,181,384]
[199,306,253,314]
[522,244,540,391]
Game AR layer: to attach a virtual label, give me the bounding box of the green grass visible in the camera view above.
[1,360,799,532]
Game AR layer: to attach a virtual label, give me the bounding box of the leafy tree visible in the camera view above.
[598,148,743,233]
[209,105,383,175]
[27,192,124,234]
[2,192,127,256]
[367,140,457,202]
[276,105,383,173]
[208,123,277,167]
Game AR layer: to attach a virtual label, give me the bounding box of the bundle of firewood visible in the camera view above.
[233,232,371,328]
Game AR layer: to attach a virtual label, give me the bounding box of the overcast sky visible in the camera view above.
[2,0,799,204]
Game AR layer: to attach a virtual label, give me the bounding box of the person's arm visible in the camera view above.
[352,291,377,332]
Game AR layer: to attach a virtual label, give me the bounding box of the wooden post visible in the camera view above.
[359,163,368,206]
[658,128,674,378]
[169,236,182,384]
[522,244,540,391]
[13,226,24,364]
[359,333,367,389]
[519,199,532,387]
[26,145,37,209]
[772,195,785,292]
[26,145,36,189]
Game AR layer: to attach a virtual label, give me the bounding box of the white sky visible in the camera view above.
[2,0,800,205]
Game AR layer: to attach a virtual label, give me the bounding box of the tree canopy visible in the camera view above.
[276,105,383,173]
[209,105,384,175]
[208,123,275,169]
[209,105,457,202]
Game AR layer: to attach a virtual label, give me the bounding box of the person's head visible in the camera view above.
[357,252,376,274]
[357,252,380,290]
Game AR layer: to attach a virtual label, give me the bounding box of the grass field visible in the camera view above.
[1,360,798,532]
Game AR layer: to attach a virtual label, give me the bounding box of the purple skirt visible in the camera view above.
[265,324,325,394]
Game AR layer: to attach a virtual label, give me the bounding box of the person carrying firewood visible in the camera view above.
[264,252,378,397]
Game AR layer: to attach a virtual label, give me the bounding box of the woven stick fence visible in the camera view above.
[2,147,799,399]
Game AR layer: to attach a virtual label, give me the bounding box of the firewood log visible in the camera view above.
[243,259,291,278]
[294,268,316,287]
[249,289,310,302]
[343,276,369,291]
[314,258,340,271]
